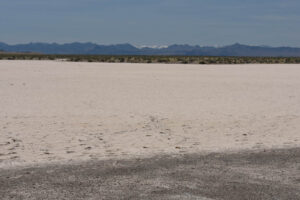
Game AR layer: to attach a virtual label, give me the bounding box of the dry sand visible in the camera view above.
[0,60,300,169]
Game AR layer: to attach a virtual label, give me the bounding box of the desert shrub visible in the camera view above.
[0,54,299,64]
[73,58,81,62]
[181,60,188,64]
[7,56,15,60]
[157,58,168,63]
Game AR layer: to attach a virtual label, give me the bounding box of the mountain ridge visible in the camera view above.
[1,42,300,57]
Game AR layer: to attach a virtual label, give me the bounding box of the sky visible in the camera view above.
[1,0,300,47]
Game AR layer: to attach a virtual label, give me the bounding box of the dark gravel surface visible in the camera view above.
[1,148,300,200]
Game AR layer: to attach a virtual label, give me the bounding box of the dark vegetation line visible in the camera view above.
[1,53,300,64]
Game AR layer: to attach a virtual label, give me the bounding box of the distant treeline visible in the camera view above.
[1,53,300,64]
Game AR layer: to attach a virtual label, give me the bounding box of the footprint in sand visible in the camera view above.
[85,147,92,150]
[193,142,200,146]
[41,149,51,155]
[12,138,22,143]
[253,142,264,149]
[0,141,11,146]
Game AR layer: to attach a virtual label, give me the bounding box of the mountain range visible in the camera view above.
[1,42,300,57]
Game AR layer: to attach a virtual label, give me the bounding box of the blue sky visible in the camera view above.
[1,0,300,46]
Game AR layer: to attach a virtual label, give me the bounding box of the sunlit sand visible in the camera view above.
[1,60,300,169]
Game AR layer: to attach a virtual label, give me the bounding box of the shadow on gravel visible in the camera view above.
[1,148,300,200]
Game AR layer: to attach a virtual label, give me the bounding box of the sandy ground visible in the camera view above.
[1,61,300,169]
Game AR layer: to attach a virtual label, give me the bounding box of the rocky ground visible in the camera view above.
[1,148,300,200]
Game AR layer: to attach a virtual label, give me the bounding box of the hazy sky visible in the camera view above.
[1,0,300,46]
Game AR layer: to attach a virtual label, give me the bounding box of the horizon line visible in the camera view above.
[1,41,300,49]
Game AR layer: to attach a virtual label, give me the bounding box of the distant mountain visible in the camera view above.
[0,42,300,57]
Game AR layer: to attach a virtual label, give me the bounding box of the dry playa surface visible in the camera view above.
[0,61,300,168]
[0,60,300,199]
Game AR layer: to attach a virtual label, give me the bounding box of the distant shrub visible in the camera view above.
[1,53,299,64]
[73,58,81,62]
[157,58,168,63]
[182,60,188,64]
